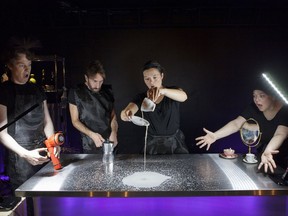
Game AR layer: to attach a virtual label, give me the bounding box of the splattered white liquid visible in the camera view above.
[122,171,171,188]
[121,111,171,188]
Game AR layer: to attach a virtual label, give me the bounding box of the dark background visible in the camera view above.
[1,0,288,155]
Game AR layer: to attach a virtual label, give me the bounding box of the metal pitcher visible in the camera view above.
[103,140,114,154]
[102,140,114,164]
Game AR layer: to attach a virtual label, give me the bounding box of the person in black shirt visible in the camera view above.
[196,76,288,173]
[68,60,118,153]
[121,60,189,154]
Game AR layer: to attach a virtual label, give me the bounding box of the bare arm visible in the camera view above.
[149,87,188,103]
[120,102,139,121]
[0,104,49,165]
[213,116,246,140]
[159,88,188,102]
[43,100,61,157]
[109,109,118,146]
[258,125,288,173]
[195,116,246,150]
[69,103,105,147]
[43,100,55,138]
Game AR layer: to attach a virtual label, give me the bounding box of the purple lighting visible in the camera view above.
[35,196,288,216]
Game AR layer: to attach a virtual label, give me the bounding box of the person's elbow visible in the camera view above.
[183,93,188,102]
[179,92,188,102]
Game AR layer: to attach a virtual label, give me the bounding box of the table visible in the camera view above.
[15,153,288,197]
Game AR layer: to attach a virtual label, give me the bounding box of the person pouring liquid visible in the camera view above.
[121,60,189,154]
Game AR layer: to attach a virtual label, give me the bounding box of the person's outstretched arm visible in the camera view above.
[195,116,246,150]
[258,125,288,173]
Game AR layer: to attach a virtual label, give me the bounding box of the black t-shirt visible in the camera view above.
[132,86,181,136]
[0,80,46,145]
[241,103,288,155]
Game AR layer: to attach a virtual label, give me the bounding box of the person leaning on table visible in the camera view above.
[195,75,288,173]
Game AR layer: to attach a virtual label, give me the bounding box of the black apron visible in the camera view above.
[7,94,46,191]
[145,129,189,155]
[74,85,114,153]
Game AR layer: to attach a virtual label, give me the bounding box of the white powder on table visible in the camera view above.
[122,171,171,188]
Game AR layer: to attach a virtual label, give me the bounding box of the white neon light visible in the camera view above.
[262,73,288,104]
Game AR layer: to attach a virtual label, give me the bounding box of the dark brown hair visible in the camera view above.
[85,60,106,79]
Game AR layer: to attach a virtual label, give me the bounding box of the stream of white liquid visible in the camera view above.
[121,112,171,188]
[142,111,148,170]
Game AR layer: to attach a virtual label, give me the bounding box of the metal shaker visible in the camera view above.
[102,140,114,164]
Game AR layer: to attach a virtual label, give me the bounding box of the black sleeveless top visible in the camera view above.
[0,80,46,146]
[68,84,115,152]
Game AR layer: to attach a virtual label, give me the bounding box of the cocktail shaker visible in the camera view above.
[102,140,114,164]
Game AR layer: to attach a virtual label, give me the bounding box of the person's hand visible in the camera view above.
[195,128,217,150]
[121,109,133,121]
[258,150,279,173]
[147,87,162,102]
[54,146,61,158]
[91,132,105,147]
[23,148,50,166]
[47,146,61,158]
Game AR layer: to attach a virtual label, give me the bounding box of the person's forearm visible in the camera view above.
[109,114,118,145]
[72,120,95,138]
[110,111,118,133]
[0,132,28,157]
[264,135,287,152]
[161,88,187,102]
[44,119,54,138]
[214,117,245,140]
[264,126,288,152]
[43,101,55,138]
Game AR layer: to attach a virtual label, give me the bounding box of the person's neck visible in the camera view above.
[263,100,283,120]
